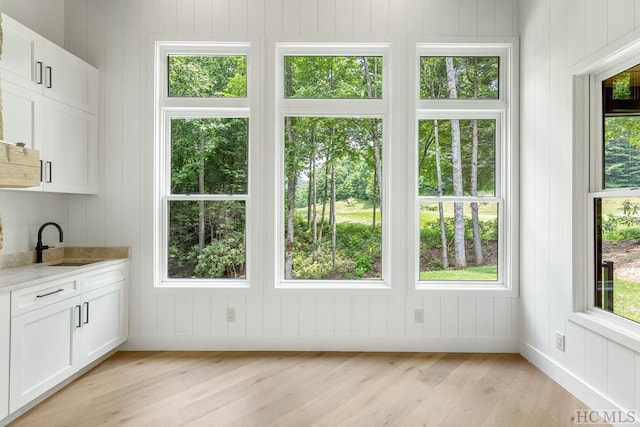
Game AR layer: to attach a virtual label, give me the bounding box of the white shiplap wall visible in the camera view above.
[520,0,640,417]
[58,0,520,352]
[1,0,518,351]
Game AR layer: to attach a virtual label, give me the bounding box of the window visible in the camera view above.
[277,45,389,286]
[415,44,515,288]
[591,63,640,323]
[155,42,251,287]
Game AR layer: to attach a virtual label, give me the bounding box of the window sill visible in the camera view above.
[569,310,640,354]
[412,282,517,297]
[155,280,250,292]
[269,280,391,296]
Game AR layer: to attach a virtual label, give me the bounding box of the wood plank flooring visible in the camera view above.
[9,351,597,426]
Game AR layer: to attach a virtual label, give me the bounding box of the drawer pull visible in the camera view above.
[75,305,82,328]
[83,301,89,324]
[36,288,64,298]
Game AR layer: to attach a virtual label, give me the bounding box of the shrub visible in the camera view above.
[194,231,245,278]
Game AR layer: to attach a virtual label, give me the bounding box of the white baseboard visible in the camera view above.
[121,335,519,352]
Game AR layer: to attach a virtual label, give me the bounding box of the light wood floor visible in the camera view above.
[9,351,597,427]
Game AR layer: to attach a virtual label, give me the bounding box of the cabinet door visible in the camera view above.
[41,98,98,194]
[9,296,81,413]
[0,293,9,421]
[39,39,98,114]
[0,14,37,91]
[80,282,126,367]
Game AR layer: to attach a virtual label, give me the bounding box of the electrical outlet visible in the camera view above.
[415,308,424,323]
[226,308,236,322]
[555,331,565,351]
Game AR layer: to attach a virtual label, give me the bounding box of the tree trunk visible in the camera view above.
[198,132,206,255]
[331,163,337,268]
[307,152,312,229]
[372,169,377,230]
[433,120,449,269]
[470,59,483,266]
[445,57,466,268]
[318,157,329,243]
[471,119,483,265]
[363,57,383,214]
[285,116,296,280]
[312,144,317,244]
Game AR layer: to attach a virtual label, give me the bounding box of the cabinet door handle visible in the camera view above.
[46,161,52,183]
[45,66,52,88]
[83,301,90,324]
[36,288,64,298]
[75,305,82,328]
[35,61,43,84]
[40,160,44,182]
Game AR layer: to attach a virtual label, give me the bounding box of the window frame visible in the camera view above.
[586,61,640,320]
[274,43,391,289]
[154,41,253,288]
[569,36,640,354]
[413,41,518,294]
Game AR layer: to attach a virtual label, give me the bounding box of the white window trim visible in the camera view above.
[274,43,392,289]
[153,41,255,289]
[570,31,640,353]
[411,40,519,296]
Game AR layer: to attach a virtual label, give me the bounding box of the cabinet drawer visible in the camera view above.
[11,275,81,316]
[83,262,128,292]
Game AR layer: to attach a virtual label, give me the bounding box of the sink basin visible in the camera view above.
[51,260,101,266]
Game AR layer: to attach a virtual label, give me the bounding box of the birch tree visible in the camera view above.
[445,57,467,268]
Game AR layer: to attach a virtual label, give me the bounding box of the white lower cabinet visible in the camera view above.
[9,295,82,413]
[0,293,10,421]
[80,281,126,367]
[6,261,128,415]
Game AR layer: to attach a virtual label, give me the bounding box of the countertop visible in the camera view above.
[0,247,129,292]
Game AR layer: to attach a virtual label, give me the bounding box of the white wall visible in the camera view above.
[1,0,65,47]
[519,0,640,418]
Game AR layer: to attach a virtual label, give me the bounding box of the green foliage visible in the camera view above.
[284,116,382,224]
[285,56,382,99]
[168,201,246,279]
[289,215,382,280]
[612,73,632,100]
[602,199,640,241]
[419,56,499,99]
[168,55,246,97]
[418,119,496,196]
[194,231,245,278]
[171,118,248,194]
[604,117,640,188]
[419,216,498,274]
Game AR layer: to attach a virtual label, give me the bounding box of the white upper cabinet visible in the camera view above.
[0,15,36,90]
[0,14,99,194]
[0,15,97,114]
[36,38,98,114]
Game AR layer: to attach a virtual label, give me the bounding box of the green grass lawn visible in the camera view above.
[613,277,640,324]
[420,265,498,281]
[296,200,382,226]
[297,199,499,227]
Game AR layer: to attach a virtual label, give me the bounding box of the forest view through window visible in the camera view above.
[418,55,501,282]
[162,49,249,282]
[282,54,384,281]
[594,63,640,323]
